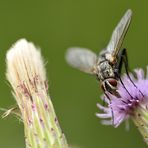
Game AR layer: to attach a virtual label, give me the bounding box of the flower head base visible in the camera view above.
[97,67,148,144]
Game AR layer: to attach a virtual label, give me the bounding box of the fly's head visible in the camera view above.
[96,61,120,97]
[101,78,120,98]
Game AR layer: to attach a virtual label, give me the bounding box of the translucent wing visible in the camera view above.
[65,47,97,74]
[106,9,132,58]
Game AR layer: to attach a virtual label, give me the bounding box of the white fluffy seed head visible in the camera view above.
[5,39,68,147]
[6,39,46,89]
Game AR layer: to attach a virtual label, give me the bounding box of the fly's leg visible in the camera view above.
[116,48,144,97]
[101,81,114,125]
[96,75,106,107]
[116,71,134,99]
[104,92,114,126]
[114,48,134,98]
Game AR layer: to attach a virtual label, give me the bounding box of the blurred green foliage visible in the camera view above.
[0,0,148,148]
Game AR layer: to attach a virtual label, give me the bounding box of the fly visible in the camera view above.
[65,9,143,98]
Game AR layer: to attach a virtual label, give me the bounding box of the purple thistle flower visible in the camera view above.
[96,67,148,143]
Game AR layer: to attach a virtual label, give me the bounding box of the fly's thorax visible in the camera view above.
[96,60,115,80]
[105,53,116,64]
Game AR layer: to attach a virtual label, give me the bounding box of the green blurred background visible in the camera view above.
[0,0,148,148]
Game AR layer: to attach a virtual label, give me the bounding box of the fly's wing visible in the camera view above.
[65,47,97,74]
[106,9,132,60]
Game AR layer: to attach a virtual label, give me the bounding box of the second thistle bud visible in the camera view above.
[6,39,68,148]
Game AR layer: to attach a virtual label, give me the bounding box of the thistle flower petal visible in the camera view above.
[6,39,68,148]
[97,67,148,144]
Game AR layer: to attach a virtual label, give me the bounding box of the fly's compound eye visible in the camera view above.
[108,79,117,87]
